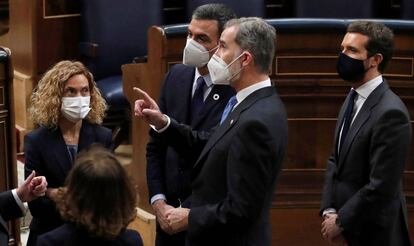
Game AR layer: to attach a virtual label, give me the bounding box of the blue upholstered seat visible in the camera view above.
[80,0,163,146]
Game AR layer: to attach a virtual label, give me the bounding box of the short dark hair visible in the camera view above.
[192,4,237,34]
[54,145,137,240]
[347,21,394,72]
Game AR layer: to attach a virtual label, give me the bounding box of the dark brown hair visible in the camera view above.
[347,21,394,72]
[54,145,137,239]
[192,3,236,34]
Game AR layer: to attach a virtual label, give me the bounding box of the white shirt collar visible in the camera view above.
[194,68,213,88]
[236,78,272,105]
[353,75,383,99]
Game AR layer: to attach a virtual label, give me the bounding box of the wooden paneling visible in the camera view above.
[36,0,80,75]
[0,0,80,131]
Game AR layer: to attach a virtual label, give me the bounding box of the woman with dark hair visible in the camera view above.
[37,145,143,246]
[24,60,113,245]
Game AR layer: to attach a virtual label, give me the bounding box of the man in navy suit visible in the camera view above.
[320,21,412,246]
[146,4,235,246]
[0,171,47,245]
[135,17,287,246]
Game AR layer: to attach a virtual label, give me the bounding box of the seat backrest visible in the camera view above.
[186,0,265,19]
[295,0,378,18]
[401,0,414,19]
[80,0,163,80]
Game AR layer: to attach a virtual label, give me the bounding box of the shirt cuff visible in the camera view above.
[322,208,337,218]
[11,189,26,213]
[150,115,171,133]
[151,194,167,205]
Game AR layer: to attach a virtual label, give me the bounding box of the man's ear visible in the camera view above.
[371,53,383,68]
[241,52,253,67]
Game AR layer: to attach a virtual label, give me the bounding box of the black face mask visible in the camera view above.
[336,52,367,82]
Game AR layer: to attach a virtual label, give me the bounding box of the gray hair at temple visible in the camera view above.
[192,4,237,34]
[225,17,276,73]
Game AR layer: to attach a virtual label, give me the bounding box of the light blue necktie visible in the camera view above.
[220,96,238,124]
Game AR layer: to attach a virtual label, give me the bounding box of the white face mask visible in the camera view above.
[183,38,217,67]
[207,52,245,85]
[61,96,91,123]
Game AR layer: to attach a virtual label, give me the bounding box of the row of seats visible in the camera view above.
[78,0,414,148]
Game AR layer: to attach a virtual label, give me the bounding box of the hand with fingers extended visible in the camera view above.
[133,87,169,129]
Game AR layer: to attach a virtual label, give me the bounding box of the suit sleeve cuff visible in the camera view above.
[11,189,26,213]
[322,208,337,218]
[150,115,171,133]
[151,194,167,204]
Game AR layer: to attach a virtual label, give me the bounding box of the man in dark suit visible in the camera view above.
[146,4,235,246]
[135,17,287,246]
[320,21,412,246]
[0,171,47,245]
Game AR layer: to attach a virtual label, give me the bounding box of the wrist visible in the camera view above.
[15,187,25,202]
[152,199,167,209]
[155,115,169,130]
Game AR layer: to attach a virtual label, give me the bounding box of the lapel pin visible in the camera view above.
[230,119,234,125]
[213,94,219,100]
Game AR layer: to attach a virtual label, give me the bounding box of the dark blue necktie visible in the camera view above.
[220,96,238,125]
[191,77,206,123]
[339,89,357,152]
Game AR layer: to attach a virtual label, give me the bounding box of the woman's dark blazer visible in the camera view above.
[24,120,112,244]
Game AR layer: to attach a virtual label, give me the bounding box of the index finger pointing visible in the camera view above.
[133,87,157,106]
[133,87,149,99]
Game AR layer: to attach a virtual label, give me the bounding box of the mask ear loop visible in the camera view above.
[227,52,248,81]
[208,45,219,53]
[199,44,219,54]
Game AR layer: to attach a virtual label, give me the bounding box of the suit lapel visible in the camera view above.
[337,81,388,170]
[52,121,96,179]
[78,121,94,151]
[194,87,276,169]
[180,67,195,124]
[51,128,74,181]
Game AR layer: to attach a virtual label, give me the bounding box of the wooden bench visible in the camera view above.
[123,18,414,245]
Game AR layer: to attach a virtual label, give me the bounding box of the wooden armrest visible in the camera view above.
[128,207,156,246]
